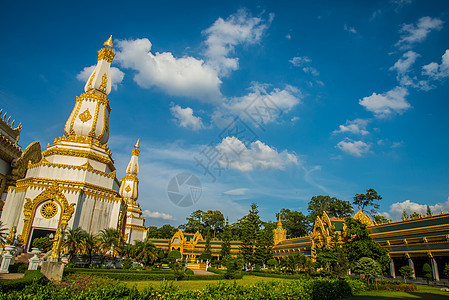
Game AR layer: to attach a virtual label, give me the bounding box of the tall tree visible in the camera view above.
[220,218,232,258]
[276,208,308,238]
[342,217,390,272]
[240,203,262,267]
[307,195,354,226]
[353,188,382,217]
[426,205,433,216]
[254,225,273,266]
[181,209,205,234]
[203,210,225,238]
[98,228,121,256]
[199,228,212,261]
[373,214,390,225]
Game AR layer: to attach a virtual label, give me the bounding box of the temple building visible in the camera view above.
[0,37,145,251]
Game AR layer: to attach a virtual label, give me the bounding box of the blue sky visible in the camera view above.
[1,0,449,227]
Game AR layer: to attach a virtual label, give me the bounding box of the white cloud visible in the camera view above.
[216,137,298,172]
[203,8,273,76]
[142,210,176,221]
[170,104,205,130]
[336,139,371,157]
[359,86,410,118]
[213,83,302,128]
[395,16,443,49]
[390,50,419,75]
[370,9,382,21]
[115,38,222,101]
[76,65,124,90]
[285,34,291,39]
[389,51,424,87]
[334,118,370,135]
[289,56,319,76]
[381,198,449,219]
[223,188,248,195]
[422,49,449,80]
[344,24,357,34]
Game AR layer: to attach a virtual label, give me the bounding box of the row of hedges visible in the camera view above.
[64,267,173,274]
[378,284,418,292]
[65,270,230,281]
[0,277,365,299]
[0,271,46,293]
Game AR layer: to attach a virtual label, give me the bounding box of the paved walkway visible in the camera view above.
[0,273,24,280]
[191,269,216,275]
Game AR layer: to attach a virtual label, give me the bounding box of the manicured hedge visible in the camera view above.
[0,277,361,299]
[0,270,46,293]
[379,284,418,292]
[64,270,231,281]
[64,267,173,274]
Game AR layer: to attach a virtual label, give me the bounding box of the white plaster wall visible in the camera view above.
[32,201,61,229]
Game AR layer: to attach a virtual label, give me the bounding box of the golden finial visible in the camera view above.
[134,139,140,149]
[104,35,114,49]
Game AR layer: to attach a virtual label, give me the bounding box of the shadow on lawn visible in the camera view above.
[347,291,449,300]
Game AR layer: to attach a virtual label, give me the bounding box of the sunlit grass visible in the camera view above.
[344,285,449,300]
[125,275,283,291]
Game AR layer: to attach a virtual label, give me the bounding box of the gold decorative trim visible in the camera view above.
[87,71,95,91]
[354,210,374,226]
[88,101,101,138]
[79,109,92,123]
[19,182,75,249]
[28,158,116,179]
[40,201,58,218]
[15,177,121,202]
[97,48,115,63]
[53,134,110,153]
[99,73,107,94]
[124,185,131,192]
[42,147,115,171]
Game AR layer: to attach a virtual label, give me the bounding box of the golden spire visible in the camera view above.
[104,35,114,49]
[277,214,283,228]
[132,139,140,157]
[134,139,140,149]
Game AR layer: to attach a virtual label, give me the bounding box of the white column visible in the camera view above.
[408,257,416,279]
[430,257,440,281]
[28,248,41,270]
[390,260,396,278]
[0,245,15,273]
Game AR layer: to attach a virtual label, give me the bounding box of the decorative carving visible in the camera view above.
[99,73,108,94]
[87,71,96,91]
[10,141,42,182]
[40,202,58,219]
[125,185,131,193]
[79,109,92,123]
[354,210,375,227]
[42,147,115,171]
[97,48,115,63]
[19,182,75,248]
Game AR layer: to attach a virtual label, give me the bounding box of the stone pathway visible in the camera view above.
[0,273,24,280]
[191,269,216,275]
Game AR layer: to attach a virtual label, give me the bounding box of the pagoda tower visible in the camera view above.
[1,37,124,250]
[119,140,146,244]
[273,214,287,245]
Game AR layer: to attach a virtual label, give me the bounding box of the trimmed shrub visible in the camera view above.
[380,284,418,292]
[0,270,46,293]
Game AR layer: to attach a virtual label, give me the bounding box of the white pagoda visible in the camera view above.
[1,36,144,250]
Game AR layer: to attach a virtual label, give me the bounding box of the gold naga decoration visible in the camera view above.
[19,182,76,249]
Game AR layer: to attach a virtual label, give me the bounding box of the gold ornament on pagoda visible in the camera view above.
[41,201,58,219]
[79,109,92,123]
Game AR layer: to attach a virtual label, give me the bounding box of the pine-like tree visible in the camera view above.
[220,218,232,258]
[240,203,262,267]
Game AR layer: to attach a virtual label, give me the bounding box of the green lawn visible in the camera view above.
[125,275,283,291]
[344,285,449,300]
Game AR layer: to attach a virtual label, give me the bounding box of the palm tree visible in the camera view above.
[80,232,98,265]
[64,227,88,261]
[132,239,158,266]
[97,228,122,257]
